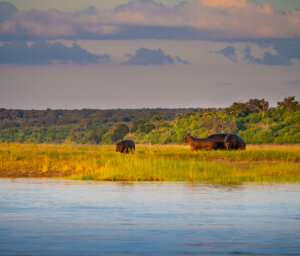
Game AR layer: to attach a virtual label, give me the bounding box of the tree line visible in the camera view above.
[0,97,299,144]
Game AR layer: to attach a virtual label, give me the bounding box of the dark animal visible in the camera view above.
[206,133,229,149]
[184,135,216,151]
[116,140,135,153]
[224,133,246,150]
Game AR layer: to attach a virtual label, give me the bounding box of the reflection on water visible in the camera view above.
[0,179,300,256]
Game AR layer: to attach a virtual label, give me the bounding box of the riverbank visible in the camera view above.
[0,143,299,184]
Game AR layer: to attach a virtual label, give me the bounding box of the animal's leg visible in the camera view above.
[225,143,230,150]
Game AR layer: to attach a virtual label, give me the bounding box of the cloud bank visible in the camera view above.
[0,1,17,23]
[125,48,188,65]
[0,0,300,40]
[0,41,110,64]
[243,45,292,66]
[0,42,187,66]
[216,39,300,66]
[215,46,237,62]
[286,80,300,86]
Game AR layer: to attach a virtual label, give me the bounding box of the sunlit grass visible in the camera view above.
[0,143,299,184]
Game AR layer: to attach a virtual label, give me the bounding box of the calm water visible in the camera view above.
[0,179,300,256]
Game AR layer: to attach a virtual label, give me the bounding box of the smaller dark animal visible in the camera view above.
[224,133,246,150]
[116,140,135,153]
[206,133,229,149]
[184,135,216,151]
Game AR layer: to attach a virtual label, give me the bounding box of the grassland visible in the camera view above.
[0,143,299,184]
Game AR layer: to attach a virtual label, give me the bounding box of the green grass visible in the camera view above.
[0,143,299,184]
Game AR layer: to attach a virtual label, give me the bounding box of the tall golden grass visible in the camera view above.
[0,143,299,184]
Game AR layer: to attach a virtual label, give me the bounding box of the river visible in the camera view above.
[0,179,300,255]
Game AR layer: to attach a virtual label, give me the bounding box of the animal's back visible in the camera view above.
[123,140,135,149]
[192,138,216,150]
[207,133,229,149]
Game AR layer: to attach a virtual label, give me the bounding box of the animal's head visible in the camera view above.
[183,133,192,143]
[116,142,123,152]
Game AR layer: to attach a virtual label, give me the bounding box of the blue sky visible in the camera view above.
[0,0,299,109]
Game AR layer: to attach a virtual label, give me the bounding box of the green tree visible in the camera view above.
[85,127,108,144]
[132,119,155,133]
[227,102,251,118]
[247,98,269,119]
[132,119,146,132]
[101,132,113,144]
[151,115,162,130]
[111,124,129,142]
[277,96,299,110]
[211,111,237,133]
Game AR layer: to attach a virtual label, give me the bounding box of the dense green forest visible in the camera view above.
[0,97,299,144]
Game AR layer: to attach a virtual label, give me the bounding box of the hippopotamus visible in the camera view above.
[116,140,135,153]
[207,133,246,150]
[224,133,246,150]
[206,133,229,149]
[184,134,216,151]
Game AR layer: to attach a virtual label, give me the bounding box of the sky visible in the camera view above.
[0,0,300,109]
[3,0,300,11]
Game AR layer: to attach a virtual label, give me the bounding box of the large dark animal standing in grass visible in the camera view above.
[206,133,228,149]
[184,135,216,151]
[224,133,246,150]
[116,140,135,153]
[207,133,246,150]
